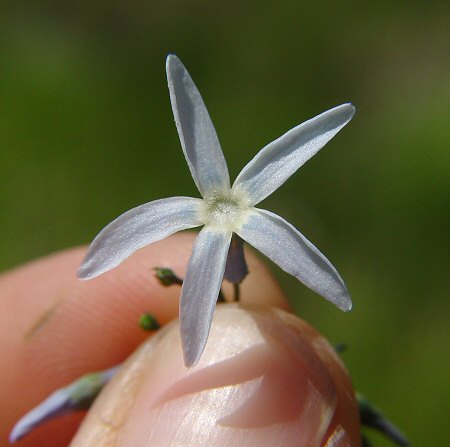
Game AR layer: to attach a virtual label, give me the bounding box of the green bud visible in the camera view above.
[153,267,183,286]
[139,312,161,331]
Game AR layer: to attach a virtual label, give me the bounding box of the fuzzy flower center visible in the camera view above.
[202,189,250,231]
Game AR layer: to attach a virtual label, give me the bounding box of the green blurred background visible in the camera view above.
[1,1,449,446]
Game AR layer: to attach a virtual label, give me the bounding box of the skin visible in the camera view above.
[0,232,360,446]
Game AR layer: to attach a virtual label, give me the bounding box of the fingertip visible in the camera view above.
[1,232,288,446]
[70,305,360,447]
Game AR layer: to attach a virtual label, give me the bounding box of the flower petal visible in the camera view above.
[180,227,231,366]
[9,366,119,443]
[166,54,230,197]
[233,104,355,206]
[237,209,351,311]
[9,388,70,443]
[78,197,203,279]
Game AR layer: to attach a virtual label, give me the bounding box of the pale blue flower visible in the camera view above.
[9,366,119,443]
[78,55,355,366]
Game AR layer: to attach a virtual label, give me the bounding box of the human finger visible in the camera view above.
[1,232,287,446]
[70,305,360,447]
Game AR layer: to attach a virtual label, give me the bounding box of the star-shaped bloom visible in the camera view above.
[78,55,355,366]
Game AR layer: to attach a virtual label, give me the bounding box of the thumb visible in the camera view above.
[70,305,361,447]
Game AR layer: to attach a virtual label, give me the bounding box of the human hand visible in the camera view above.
[0,232,360,446]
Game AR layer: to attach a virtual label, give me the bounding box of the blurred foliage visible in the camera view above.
[0,1,449,446]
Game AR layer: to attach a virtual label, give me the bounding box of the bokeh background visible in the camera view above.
[1,1,449,446]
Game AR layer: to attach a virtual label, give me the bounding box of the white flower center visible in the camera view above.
[202,189,250,231]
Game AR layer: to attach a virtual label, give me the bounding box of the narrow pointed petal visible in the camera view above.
[78,197,203,279]
[9,388,70,443]
[180,227,231,366]
[233,104,355,206]
[9,366,119,443]
[166,55,230,197]
[237,209,351,311]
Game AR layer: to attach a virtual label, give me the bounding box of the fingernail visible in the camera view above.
[70,305,359,447]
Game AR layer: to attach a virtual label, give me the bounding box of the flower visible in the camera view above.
[78,55,355,366]
[9,366,119,443]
